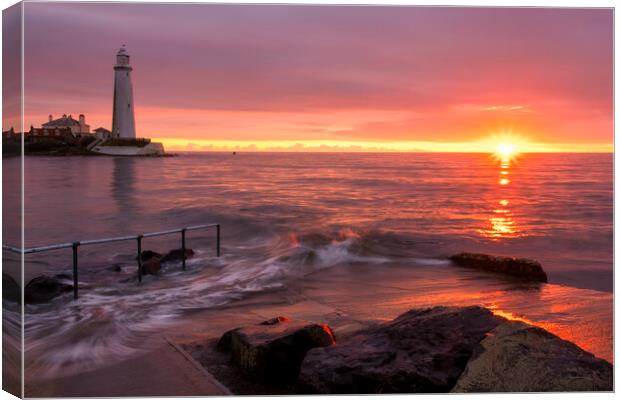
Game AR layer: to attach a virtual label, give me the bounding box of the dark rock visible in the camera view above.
[449,252,548,283]
[141,257,161,275]
[217,329,237,352]
[134,248,194,274]
[110,263,123,272]
[2,273,21,304]
[161,248,194,264]
[24,276,73,304]
[260,316,291,325]
[138,250,162,262]
[217,317,336,382]
[452,321,613,392]
[298,306,504,394]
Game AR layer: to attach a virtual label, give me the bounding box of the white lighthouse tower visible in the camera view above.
[112,45,136,139]
[91,46,164,155]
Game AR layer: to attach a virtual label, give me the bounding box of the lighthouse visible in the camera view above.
[91,46,164,155]
[112,45,136,139]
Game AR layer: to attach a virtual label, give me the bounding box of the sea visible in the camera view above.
[2,152,614,378]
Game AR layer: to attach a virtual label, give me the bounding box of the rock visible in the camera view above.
[260,316,291,325]
[24,276,73,304]
[452,321,613,392]
[217,316,336,382]
[161,248,194,264]
[141,257,161,275]
[134,248,193,274]
[298,306,504,394]
[449,252,548,283]
[136,249,163,275]
[139,250,162,262]
[110,263,123,272]
[2,273,21,304]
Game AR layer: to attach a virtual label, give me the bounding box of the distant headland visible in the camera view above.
[2,46,165,157]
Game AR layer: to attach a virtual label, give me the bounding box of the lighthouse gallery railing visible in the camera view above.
[2,223,221,300]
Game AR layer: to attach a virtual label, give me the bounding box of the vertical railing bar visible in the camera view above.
[137,235,143,283]
[216,224,221,257]
[72,242,80,299]
[181,228,187,270]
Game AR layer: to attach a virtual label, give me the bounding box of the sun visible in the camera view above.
[485,130,526,162]
[496,143,517,159]
[483,130,528,159]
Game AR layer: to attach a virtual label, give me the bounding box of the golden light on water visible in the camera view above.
[481,199,519,238]
[488,306,555,334]
[479,138,522,239]
[479,178,520,239]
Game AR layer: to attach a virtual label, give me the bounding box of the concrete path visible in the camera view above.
[25,337,230,397]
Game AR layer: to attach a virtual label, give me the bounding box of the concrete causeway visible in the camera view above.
[25,337,230,397]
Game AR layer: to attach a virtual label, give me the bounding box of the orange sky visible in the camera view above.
[5,4,614,152]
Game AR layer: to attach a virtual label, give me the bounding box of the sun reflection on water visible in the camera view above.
[488,305,556,333]
[499,178,510,185]
[479,152,521,239]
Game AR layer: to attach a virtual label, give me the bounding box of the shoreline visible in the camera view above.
[22,152,176,157]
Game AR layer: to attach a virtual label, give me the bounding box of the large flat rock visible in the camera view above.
[452,321,613,392]
[449,252,548,283]
[298,306,504,393]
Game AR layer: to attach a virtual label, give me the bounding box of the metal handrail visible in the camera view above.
[2,223,221,299]
[2,244,23,253]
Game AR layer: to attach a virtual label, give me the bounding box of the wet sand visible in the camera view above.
[25,261,613,396]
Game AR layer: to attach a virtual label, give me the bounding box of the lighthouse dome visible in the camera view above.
[115,45,130,67]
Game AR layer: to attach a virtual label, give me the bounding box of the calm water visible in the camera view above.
[2,152,614,376]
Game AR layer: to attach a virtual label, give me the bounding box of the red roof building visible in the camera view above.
[27,126,74,142]
[42,114,91,136]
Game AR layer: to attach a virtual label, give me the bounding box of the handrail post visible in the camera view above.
[137,235,143,283]
[181,228,187,270]
[71,242,80,299]
[216,224,221,257]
